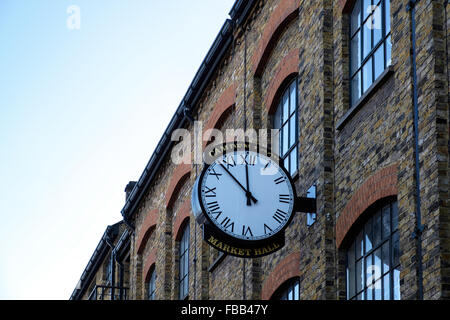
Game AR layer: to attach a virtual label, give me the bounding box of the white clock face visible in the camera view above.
[199,150,295,241]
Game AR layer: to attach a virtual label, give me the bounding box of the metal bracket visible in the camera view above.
[295,196,316,213]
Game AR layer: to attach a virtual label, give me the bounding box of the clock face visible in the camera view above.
[198,150,295,241]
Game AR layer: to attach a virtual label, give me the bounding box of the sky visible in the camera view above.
[0,0,235,300]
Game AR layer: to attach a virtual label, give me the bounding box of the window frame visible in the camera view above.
[273,77,299,176]
[272,277,300,300]
[345,199,400,300]
[350,0,391,107]
[178,222,190,300]
[147,266,156,300]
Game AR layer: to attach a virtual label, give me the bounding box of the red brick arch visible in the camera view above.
[261,252,300,300]
[265,48,299,114]
[252,0,301,77]
[336,164,398,248]
[203,83,236,148]
[165,163,191,209]
[136,209,158,255]
[173,199,191,241]
[143,248,157,282]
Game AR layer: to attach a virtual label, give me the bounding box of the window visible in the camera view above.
[272,278,300,300]
[274,78,298,176]
[350,0,391,106]
[346,200,400,300]
[147,267,156,300]
[179,223,190,299]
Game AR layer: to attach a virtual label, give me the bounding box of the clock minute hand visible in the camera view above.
[219,164,258,204]
[245,163,251,206]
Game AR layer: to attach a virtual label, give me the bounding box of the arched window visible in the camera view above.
[350,0,391,106]
[147,267,156,300]
[346,199,400,300]
[179,223,190,299]
[273,78,298,176]
[272,277,300,300]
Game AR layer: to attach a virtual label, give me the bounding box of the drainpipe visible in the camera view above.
[105,234,116,301]
[406,0,425,300]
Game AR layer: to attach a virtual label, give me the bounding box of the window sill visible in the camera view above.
[336,65,394,131]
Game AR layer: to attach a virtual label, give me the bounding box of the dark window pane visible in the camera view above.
[356,259,363,292]
[373,210,382,246]
[362,57,373,92]
[392,201,398,230]
[351,31,361,74]
[356,230,364,259]
[393,231,400,266]
[348,264,356,299]
[374,43,385,80]
[282,92,289,122]
[348,241,355,264]
[351,0,362,35]
[365,217,373,253]
[382,204,391,239]
[274,103,282,129]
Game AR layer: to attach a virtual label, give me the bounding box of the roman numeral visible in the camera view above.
[222,156,236,169]
[207,201,222,219]
[264,224,273,234]
[263,161,272,170]
[279,194,291,204]
[240,154,256,166]
[210,168,222,180]
[274,176,286,185]
[273,209,287,224]
[221,217,234,232]
[204,186,217,198]
[242,225,253,237]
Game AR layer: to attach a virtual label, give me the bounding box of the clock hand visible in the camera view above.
[219,164,258,204]
[245,163,251,206]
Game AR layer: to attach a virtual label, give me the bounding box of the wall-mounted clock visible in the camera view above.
[192,143,302,257]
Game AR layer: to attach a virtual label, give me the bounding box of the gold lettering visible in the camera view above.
[208,236,218,246]
[253,248,263,256]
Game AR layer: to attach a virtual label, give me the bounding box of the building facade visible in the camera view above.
[71,0,449,300]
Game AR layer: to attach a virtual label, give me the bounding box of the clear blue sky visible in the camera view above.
[0,0,235,300]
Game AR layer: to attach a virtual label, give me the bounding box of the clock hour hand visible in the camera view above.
[219,164,258,205]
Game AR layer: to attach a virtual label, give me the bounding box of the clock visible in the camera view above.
[192,145,296,243]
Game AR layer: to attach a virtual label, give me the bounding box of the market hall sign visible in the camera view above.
[191,142,316,258]
[203,223,285,258]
